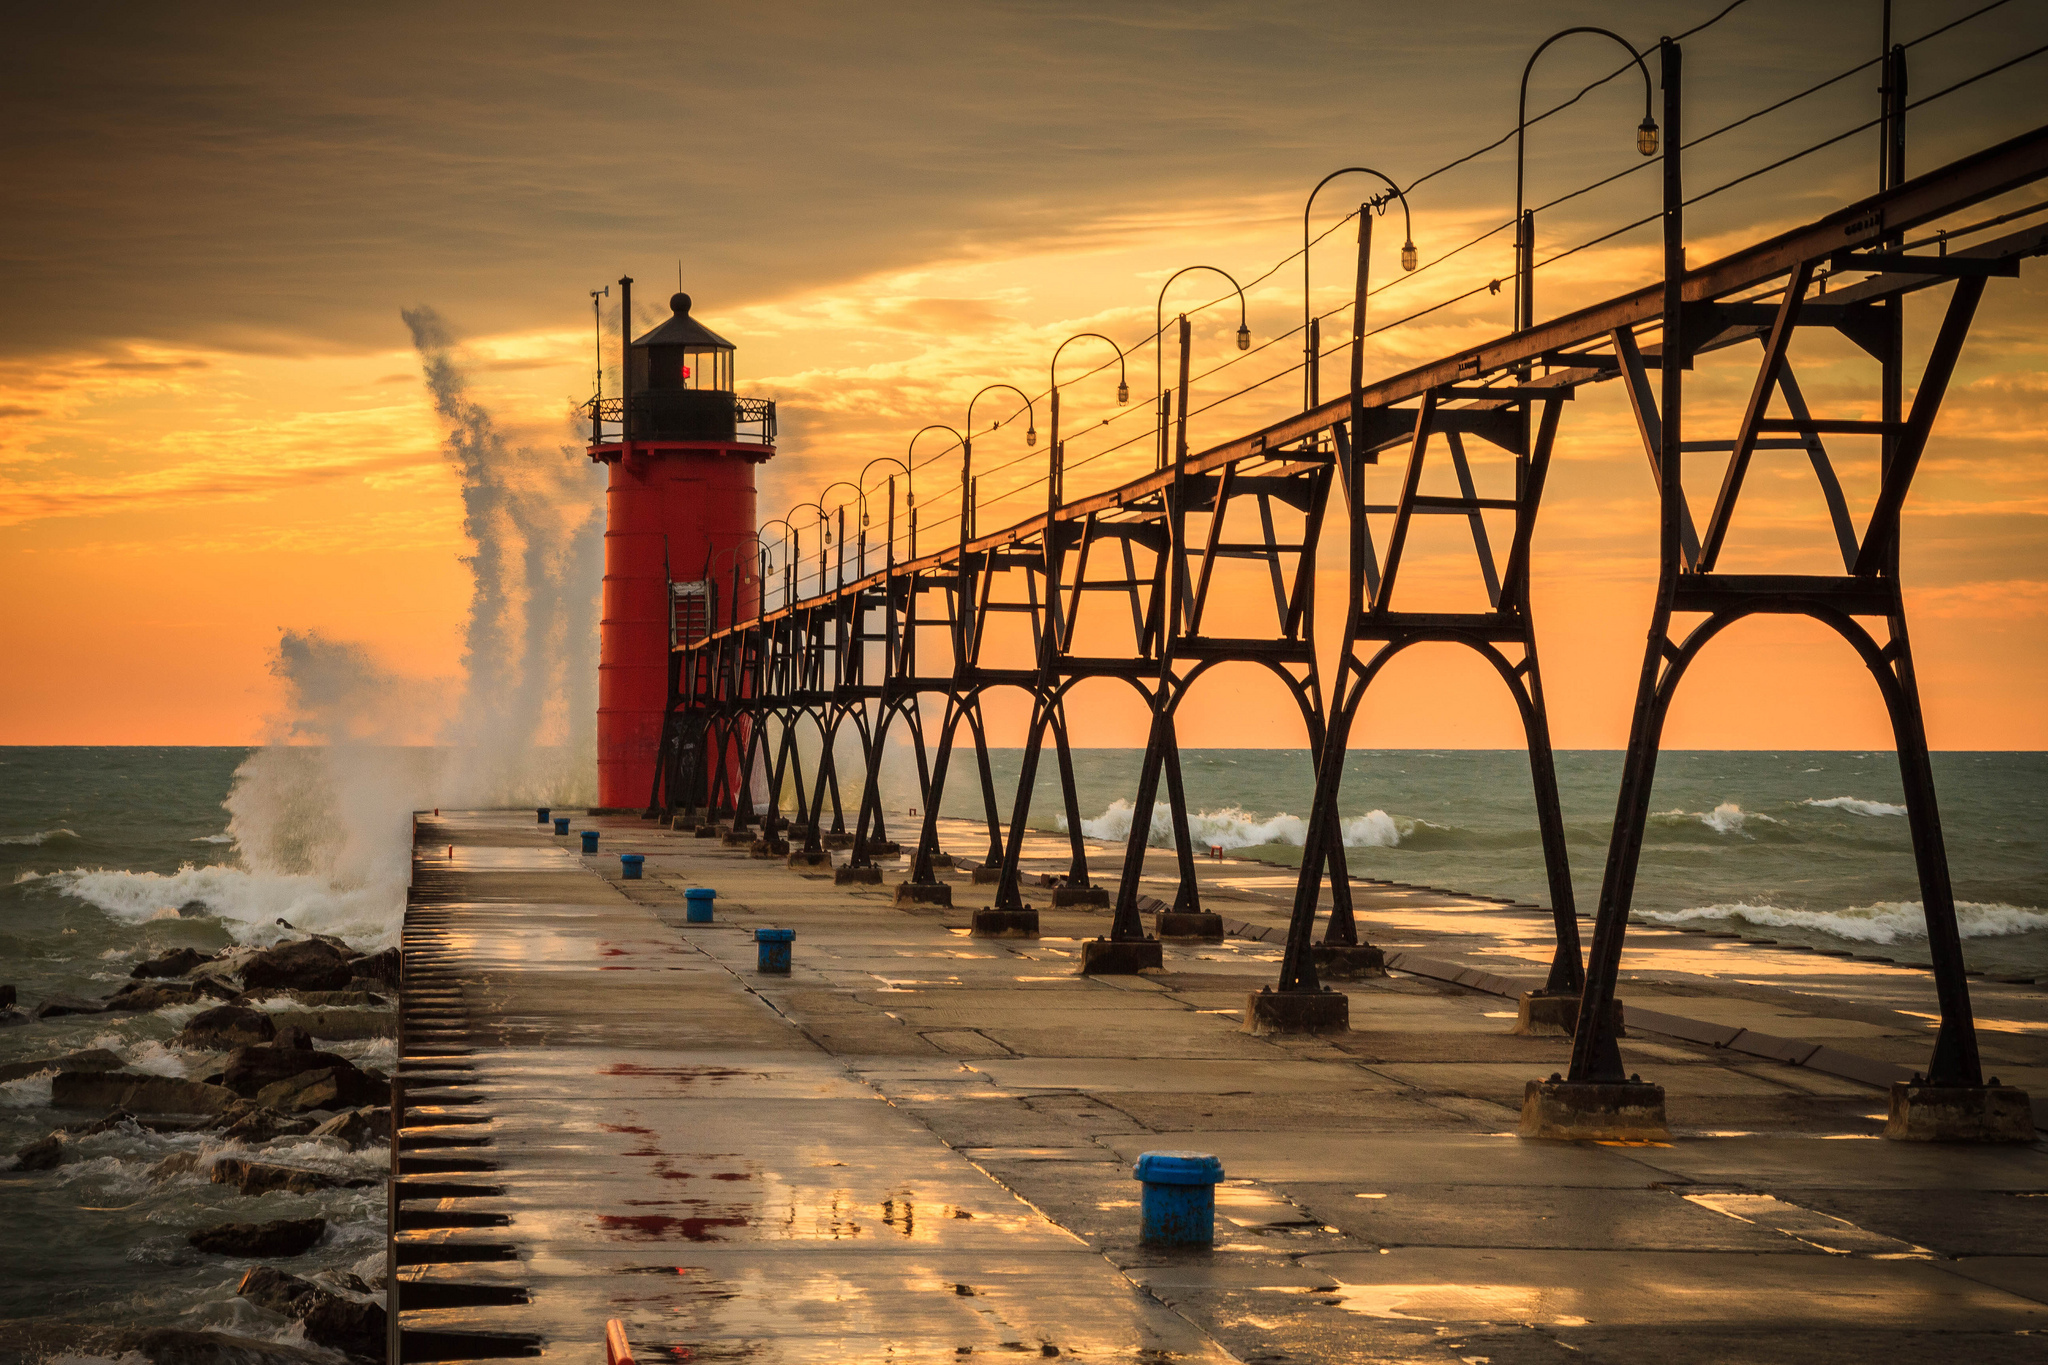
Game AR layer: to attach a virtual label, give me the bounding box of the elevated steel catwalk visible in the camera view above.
[656,115,2048,1132]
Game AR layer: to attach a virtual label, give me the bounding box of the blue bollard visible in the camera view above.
[755,927,794,974]
[1134,1151,1224,1247]
[536,807,551,823]
[620,853,644,880]
[580,830,600,854]
[553,816,571,835]
[685,887,716,923]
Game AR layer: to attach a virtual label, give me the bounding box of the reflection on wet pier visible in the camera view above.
[389,809,2047,1362]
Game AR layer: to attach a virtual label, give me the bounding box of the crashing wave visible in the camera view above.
[1655,802,1780,837]
[43,863,401,952]
[1059,800,1407,851]
[1638,899,2048,944]
[1801,796,1908,817]
[1,827,80,846]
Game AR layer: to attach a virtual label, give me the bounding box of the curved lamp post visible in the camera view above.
[786,500,831,600]
[961,385,1036,546]
[1303,168,1415,410]
[704,536,765,635]
[818,480,861,592]
[1515,26,1657,334]
[906,423,964,563]
[857,456,912,573]
[1155,266,1250,470]
[1047,333,1128,513]
[758,517,797,614]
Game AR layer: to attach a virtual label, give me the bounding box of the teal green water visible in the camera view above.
[930,747,2048,978]
[0,744,2042,1331]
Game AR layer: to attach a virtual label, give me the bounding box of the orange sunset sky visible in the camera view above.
[3,0,2044,751]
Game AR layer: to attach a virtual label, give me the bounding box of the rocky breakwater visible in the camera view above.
[2,934,400,1362]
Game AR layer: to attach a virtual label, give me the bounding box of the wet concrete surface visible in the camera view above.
[393,811,2048,1363]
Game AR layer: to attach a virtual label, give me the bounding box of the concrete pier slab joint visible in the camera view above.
[1155,910,1225,942]
[895,882,953,908]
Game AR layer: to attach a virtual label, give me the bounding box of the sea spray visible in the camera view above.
[51,312,607,952]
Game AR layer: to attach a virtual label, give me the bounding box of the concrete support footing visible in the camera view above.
[720,830,752,847]
[748,838,790,858]
[971,908,1039,938]
[1884,1081,2036,1141]
[1242,988,1349,1035]
[894,882,953,908]
[1155,910,1224,941]
[1080,938,1164,974]
[834,865,883,885]
[1053,885,1110,907]
[1518,1078,1669,1141]
[1513,990,1626,1039]
[1311,943,1387,979]
[857,841,901,858]
[927,853,956,869]
[821,833,855,850]
[971,865,1003,884]
[693,825,721,838]
[786,850,833,869]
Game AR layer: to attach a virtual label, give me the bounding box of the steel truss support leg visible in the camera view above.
[992,695,1055,913]
[1108,698,1175,941]
[962,699,1007,869]
[1158,723,1202,915]
[909,697,973,884]
[1049,705,1093,888]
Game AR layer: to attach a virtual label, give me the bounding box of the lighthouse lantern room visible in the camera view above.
[588,278,772,811]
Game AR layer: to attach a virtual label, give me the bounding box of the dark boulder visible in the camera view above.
[240,940,354,993]
[0,1007,27,1027]
[0,984,14,1006]
[0,1047,126,1085]
[131,947,211,979]
[176,899,215,917]
[258,1064,388,1114]
[102,981,208,1012]
[217,1100,318,1144]
[347,948,400,985]
[178,1005,277,1050]
[14,1133,64,1171]
[32,993,110,1020]
[72,1107,141,1136]
[220,1044,356,1096]
[210,1156,347,1196]
[310,1106,390,1150]
[272,1025,315,1051]
[51,1070,235,1115]
[237,1266,386,1359]
[188,1216,327,1257]
[0,1324,337,1365]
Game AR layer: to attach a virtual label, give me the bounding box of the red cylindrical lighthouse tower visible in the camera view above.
[590,280,771,810]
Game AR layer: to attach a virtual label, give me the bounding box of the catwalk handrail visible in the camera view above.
[694,121,2048,643]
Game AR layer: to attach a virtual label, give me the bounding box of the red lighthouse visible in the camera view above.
[588,279,773,810]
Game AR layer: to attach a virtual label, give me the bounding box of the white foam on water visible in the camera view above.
[1802,795,1908,817]
[190,833,236,844]
[1656,802,1780,836]
[1639,899,2048,944]
[1,827,80,846]
[1062,800,1407,850]
[0,1074,55,1108]
[46,862,403,952]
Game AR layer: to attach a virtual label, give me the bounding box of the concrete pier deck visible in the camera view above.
[392,810,2048,1363]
